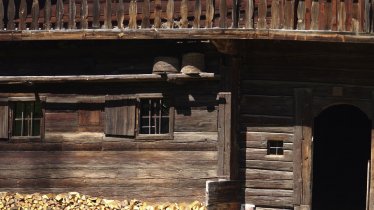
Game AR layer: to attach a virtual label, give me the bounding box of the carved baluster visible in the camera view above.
[104,0,112,29]
[219,0,227,28]
[19,0,27,30]
[93,0,100,28]
[56,0,64,29]
[117,0,125,29]
[180,0,188,28]
[142,0,150,28]
[129,0,137,29]
[205,0,214,28]
[166,0,174,28]
[44,0,51,29]
[257,0,267,29]
[31,0,40,30]
[297,0,306,29]
[311,0,319,29]
[193,0,201,28]
[154,0,162,28]
[245,0,254,28]
[81,0,88,29]
[68,0,77,29]
[7,0,15,30]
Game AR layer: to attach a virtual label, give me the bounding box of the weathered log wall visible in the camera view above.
[239,40,374,208]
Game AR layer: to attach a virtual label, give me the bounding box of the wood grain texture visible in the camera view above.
[68,0,77,29]
[271,0,284,29]
[80,0,88,29]
[56,0,64,29]
[0,101,8,139]
[92,0,101,28]
[7,0,15,30]
[141,0,151,28]
[284,0,294,29]
[104,0,112,29]
[129,0,137,29]
[105,98,135,136]
[297,0,306,29]
[117,0,125,29]
[180,0,188,28]
[205,0,214,28]
[154,0,162,28]
[19,0,27,30]
[245,0,254,28]
[257,0,267,29]
[166,0,175,28]
[44,0,51,30]
[193,0,201,28]
[31,0,40,30]
[219,0,227,28]
[311,0,319,30]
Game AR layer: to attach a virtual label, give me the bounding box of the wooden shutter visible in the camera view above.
[105,97,136,136]
[0,99,9,139]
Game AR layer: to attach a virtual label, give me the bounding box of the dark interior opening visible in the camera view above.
[312,104,371,210]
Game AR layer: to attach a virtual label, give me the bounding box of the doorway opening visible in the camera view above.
[312,104,371,210]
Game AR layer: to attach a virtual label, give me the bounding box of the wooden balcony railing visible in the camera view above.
[0,0,372,33]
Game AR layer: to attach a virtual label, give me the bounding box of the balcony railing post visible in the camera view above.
[104,0,112,29]
[206,0,214,28]
[284,0,294,29]
[7,0,15,30]
[297,0,306,29]
[142,0,151,28]
[219,0,227,28]
[117,0,125,29]
[154,0,162,28]
[31,0,40,30]
[232,0,239,28]
[166,0,175,28]
[245,0,254,28]
[81,0,88,29]
[181,0,189,28]
[92,0,101,28]
[129,0,137,29]
[56,0,64,29]
[68,0,77,29]
[44,0,51,30]
[19,0,27,30]
[257,0,267,29]
[193,0,201,28]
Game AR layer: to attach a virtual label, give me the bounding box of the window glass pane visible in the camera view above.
[15,103,24,118]
[13,120,22,136]
[24,102,32,118]
[161,100,169,116]
[161,118,169,134]
[33,101,42,118]
[32,119,40,136]
[23,119,30,136]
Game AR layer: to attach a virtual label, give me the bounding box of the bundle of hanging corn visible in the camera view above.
[0,192,207,210]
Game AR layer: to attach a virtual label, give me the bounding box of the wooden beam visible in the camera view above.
[294,88,313,209]
[0,73,219,84]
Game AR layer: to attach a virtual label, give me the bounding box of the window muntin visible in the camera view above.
[12,101,42,137]
[139,98,170,135]
[267,140,284,155]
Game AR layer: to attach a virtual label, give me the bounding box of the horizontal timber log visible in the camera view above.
[0,73,218,84]
[0,29,372,43]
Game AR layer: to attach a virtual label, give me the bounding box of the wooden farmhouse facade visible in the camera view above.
[1,0,374,209]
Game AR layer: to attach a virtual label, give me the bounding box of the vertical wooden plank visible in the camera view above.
[56,0,64,29]
[338,0,346,31]
[218,92,232,178]
[104,0,112,29]
[364,0,369,32]
[19,0,27,30]
[318,0,325,29]
[68,0,77,29]
[345,0,352,31]
[142,0,150,28]
[245,0,254,28]
[44,0,51,30]
[257,0,267,29]
[305,0,312,29]
[325,0,332,30]
[295,88,313,208]
[352,0,360,32]
[271,0,284,29]
[297,0,306,29]
[129,0,137,29]
[166,0,174,28]
[370,91,374,210]
[105,98,136,136]
[331,0,338,30]
[219,0,227,28]
[31,0,39,30]
[154,0,162,28]
[117,0,125,29]
[284,0,294,29]
[0,0,3,30]
[92,0,100,28]
[0,101,8,139]
[371,0,374,32]
[7,0,15,30]
[80,0,88,29]
[231,0,239,27]
[180,0,188,28]
[311,0,319,29]
[193,0,201,28]
[206,0,214,28]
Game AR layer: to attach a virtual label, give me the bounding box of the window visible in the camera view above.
[267,140,284,155]
[136,97,174,139]
[11,101,43,137]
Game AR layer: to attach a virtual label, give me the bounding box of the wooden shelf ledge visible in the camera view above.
[0,73,219,84]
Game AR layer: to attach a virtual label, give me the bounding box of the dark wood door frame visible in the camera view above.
[294,89,374,210]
